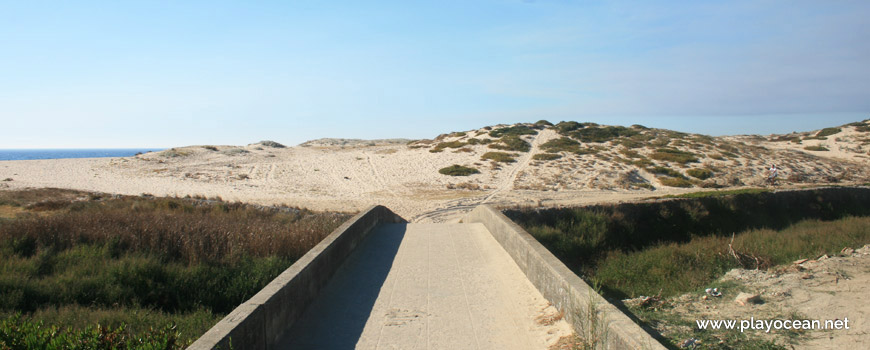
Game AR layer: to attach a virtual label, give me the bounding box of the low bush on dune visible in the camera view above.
[162,149,192,158]
[438,165,480,176]
[488,135,531,152]
[647,166,685,179]
[533,120,553,128]
[488,125,538,138]
[566,126,639,143]
[686,168,714,180]
[658,176,694,188]
[220,148,249,156]
[816,127,842,138]
[540,137,581,154]
[804,145,829,151]
[258,140,286,148]
[649,148,699,164]
[481,152,517,163]
[0,189,350,346]
[532,153,562,161]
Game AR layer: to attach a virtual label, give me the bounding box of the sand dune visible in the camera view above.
[2,120,868,222]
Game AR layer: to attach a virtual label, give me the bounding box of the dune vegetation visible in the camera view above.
[0,189,350,348]
[506,187,870,299]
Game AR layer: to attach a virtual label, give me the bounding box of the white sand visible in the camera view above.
[1,123,869,222]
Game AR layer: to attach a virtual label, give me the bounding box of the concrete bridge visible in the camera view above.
[189,206,665,350]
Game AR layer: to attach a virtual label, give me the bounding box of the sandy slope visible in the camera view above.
[1,121,869,222]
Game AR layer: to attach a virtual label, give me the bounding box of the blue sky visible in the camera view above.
[2,0,868,148]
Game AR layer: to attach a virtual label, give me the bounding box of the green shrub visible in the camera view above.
[575,146,604,155]
[816,127,842,138]
[258,140,286,148]
[0,315,189,349]
[686,168,714,180]
[618,138,643,148]
[804,145,829,151]
[508,187,870,298]
[649,148,699,164]
[481,152,517,163]
[201,146,218,151]
[438,165,480,176]
[532,153,562,161]
[534,120,553,127]
[465,138,491,145]
[553,121,583,134]
[618,148,642,159]
[567,126,639,143]
[488,125,538,138]
[594,216,870,298]
[432,141,467,151]
[488,135,531,152]
[658,177,693,188]
[856,125,870,132]
[540,137,581,153]
[647,166,686,179]
[0,190,349,343]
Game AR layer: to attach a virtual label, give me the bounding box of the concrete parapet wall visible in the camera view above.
[188,205,406,350]
[462,205,665,350]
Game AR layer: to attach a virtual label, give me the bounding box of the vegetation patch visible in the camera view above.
[507,187,870,300]
[481,152,517,163]
[258,140,286,148]
[816,127,842,138]
[162,149,191,158]
[488,135,531,152]
[686,168,714,180]
[430,141,467,153]
[488,125,538,138]
[566,126,639,143]
[465,138,491,145]
[0,315,187,349]
[658,176,694,188]
[804,145,829,151]
[647,166,686,179]
[0,190,349,346]
[662,188,770,199]
[618,138,643,148]
[438,164,480,176]
[533,120,553,127]
[221,148,249,156]
[532,153,562,161]
[553,121,584,134]
[649,148,699,164]
[540,137,581,153]
[595,216,870,298]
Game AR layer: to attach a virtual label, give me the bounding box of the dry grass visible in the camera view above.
[0,192,349,266]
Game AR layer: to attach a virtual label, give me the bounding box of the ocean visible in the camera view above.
[0,149,165,161]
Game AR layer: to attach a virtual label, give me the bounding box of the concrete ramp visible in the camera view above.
[278,223,570,349]
[190,205,665,350]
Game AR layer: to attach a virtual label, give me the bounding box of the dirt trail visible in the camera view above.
[412,131,546,223]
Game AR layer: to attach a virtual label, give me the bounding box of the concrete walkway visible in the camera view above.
[278,223,572,349]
